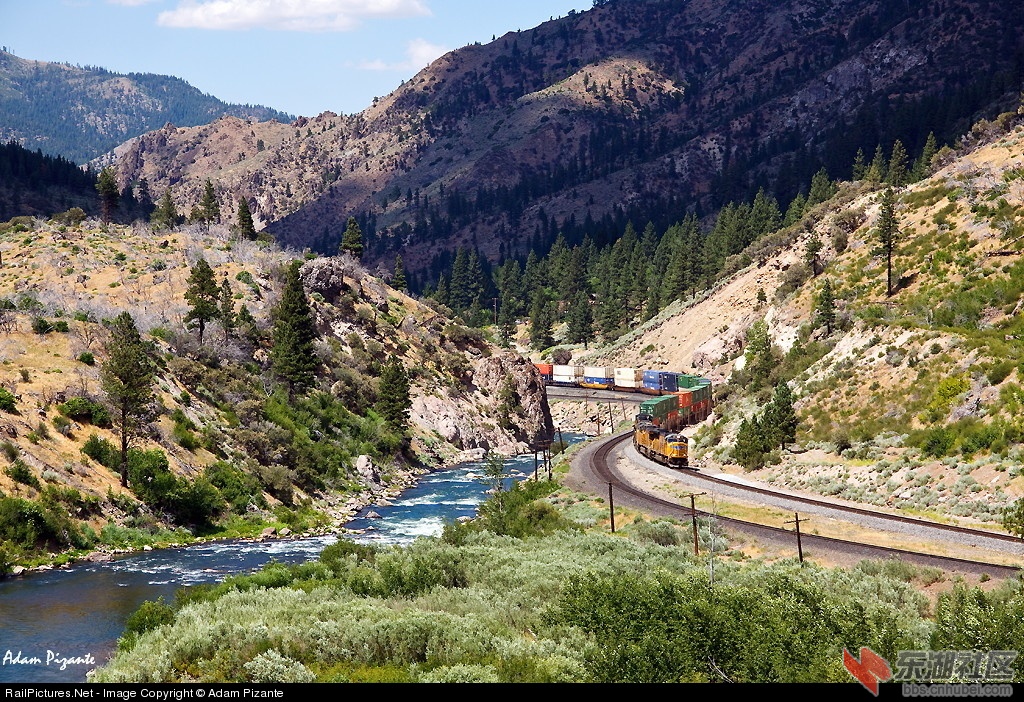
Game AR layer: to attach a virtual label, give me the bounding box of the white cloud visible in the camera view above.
[107,0,157,6]
[358,37,448,71]
[157,0,431,32]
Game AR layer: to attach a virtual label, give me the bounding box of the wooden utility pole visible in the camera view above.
[680,491,706,555]
[607,482,615,532]
[785,512,807,563]
[607,402,614,433]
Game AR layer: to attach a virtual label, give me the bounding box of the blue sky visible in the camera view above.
[2,0,589,118]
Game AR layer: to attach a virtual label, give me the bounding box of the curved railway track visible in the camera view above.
[570,431,1024,578]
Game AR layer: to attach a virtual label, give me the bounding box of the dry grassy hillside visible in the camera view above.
[0,220,550,563]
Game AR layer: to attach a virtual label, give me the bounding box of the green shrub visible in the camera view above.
[173,424,201,451]
[31,318,54,334]
[203,462,267,514]
[0,495,87,550]
[59,397,111,427]
[4,459,40,489]
[118,598,176,652]
[77,352,95,366]
[0,388,17,413]
[82,434,119,468]
[0,441,17,461]
[52,415,72,436]
[986,360,1015,386]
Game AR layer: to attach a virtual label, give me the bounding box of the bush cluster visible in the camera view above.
[59,397,111,427]
[82,436,223,526]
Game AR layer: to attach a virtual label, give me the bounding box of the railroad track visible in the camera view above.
[572,431,1024,578]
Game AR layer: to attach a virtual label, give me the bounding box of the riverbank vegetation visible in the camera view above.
[90,473,1024,683]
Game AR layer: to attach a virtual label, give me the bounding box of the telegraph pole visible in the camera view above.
[607,482,615,532]
[785,512,807,563]
[680,491,706,555]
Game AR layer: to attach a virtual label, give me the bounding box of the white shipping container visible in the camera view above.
[553,365,579,377]
[614,367,642,381]
[583,366,614,379]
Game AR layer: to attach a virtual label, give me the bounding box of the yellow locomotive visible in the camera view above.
[632,422,689,468]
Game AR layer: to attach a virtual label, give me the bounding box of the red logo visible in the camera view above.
[844,647,893,696]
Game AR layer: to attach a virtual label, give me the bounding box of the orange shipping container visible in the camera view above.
[674,389,693,408]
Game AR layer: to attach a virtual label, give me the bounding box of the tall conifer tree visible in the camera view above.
[271,261,317,399]
[185,258,220,345]
[96,167,119,224]
[101,312,155,487]
[236,197,256,240]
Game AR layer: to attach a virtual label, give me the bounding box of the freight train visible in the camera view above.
[533,364,713,469]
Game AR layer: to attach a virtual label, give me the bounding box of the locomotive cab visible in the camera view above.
[662,433,688,468]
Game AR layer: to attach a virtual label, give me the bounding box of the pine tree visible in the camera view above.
[806,167,835,205]
[135,178,154,220]
[376,354,411,434]
[185,258,220,345]
[497,290,517,348]
[734,416,768,470]
[271,261,317,399]
[392,255,407,292]
[198,179,220,227]
[851,148,867,180]
[151,189,178,231]
[219,277,235,341]
[875,188,900,297]
[96,166,119,224]
[763,381,798,450]
[887,140,909,189]
[236,304,258,345]
[744,319,775,390]
[912,132,938,182]
[529,291,554,351]
[814,278,836,335]
[101,312,155,487]
[236,197,256,240]
[565,290,594,348]
[866,145,887,183]
[783,192,806,227]
[339,216,363,259]
[805,233,823,276]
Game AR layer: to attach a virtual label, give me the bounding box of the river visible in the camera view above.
[0,441,581,683]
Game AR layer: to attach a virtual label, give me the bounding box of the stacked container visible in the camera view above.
[641,370,663,395]
[580,366,615,390]
[637,394,680,429]
[534,363,553,384]
[613,367,643,392]
[551,365,581,386]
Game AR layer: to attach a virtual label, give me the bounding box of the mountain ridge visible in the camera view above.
[104,0,1024,283]
[0,50,293,164]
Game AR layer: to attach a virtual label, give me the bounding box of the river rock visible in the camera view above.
[356,455,381,486]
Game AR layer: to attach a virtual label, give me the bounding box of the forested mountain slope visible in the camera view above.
[107,0,1024,285]
[0,50,291,164]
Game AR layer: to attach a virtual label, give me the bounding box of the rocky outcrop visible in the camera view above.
[409,352,553,460]
[472,352,554,446]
